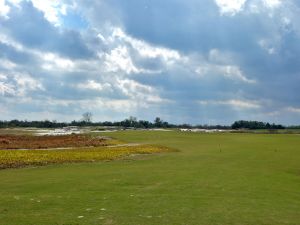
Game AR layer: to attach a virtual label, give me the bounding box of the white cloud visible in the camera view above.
[194,49,256,83]
[208,49,231,63]
[0,73,45,97]
[116,79,168,103]
[77,80,112,92]
[215,0,247,15]
[111,27,181,62]
[0,81,15,95]
[0,73,44,97]
[286,107,300,114]
[97,33,106,42]
[41,53,74,71]
[0,74,7,80]
[0,0,10,18]
[195,63,256,84]
[258,39,277,54]
[199,99,261,109]
[103,28,257,85]
[221,65,256,83]
[0,33,24,51]
[13,74,44,96]
[6,0,69,25]
[215,0,283,16]
[29,0,68,26]
[0,59,17,70]
[263,0,281,8]
[104,46,140,74]
[101,27,183,74]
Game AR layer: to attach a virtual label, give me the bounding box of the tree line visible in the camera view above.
[0,117,296,130]
[231,120,285,130]
[0,117,191,129]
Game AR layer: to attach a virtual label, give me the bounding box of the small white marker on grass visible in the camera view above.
[100,208,106,211]
[78,216,84,219]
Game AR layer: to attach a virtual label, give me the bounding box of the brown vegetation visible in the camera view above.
[0,134,113,150]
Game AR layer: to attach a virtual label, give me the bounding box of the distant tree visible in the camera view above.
[120,116,139,128]
[154,117,162,127]
[129,116,137,126]
[82,112,93,123]
[138,120,152,128]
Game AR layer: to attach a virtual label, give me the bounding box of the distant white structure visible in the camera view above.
[63,126,80,132]
[180,128,229,133]
[36,126,81,136]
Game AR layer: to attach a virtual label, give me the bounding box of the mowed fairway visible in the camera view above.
[0,131,300,225]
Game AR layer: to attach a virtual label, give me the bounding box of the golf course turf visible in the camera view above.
[0,131,300,225]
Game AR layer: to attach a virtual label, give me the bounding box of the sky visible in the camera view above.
[0,0,300,125]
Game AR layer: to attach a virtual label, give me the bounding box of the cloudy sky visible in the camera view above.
[0,0,300,125]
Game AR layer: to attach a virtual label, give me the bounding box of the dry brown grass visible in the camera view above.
[0,134,119,150]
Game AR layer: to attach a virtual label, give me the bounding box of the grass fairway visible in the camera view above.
[0,131,300,225]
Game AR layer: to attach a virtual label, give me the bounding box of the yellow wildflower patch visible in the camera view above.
[0,145,174,169]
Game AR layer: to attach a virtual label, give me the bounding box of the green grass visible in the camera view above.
[231,129,300,134]
[0,131,300,225]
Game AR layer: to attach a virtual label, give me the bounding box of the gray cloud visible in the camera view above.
[2,1,94,59]
[0,0,300,125]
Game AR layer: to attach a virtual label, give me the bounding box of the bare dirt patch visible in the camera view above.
[0,134,112,150]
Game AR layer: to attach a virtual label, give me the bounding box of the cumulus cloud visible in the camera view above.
[0,0,10,18]
[0,73,44,97]
[0,0,299,124]
[263,0,282,8]
[195,64,256,84]
[1,1,93,59]
[29,0,68,26]
[0,82,15,95]
[14,73,44,95]
[104,46,140,74]
[215,0,282,16]
[215,0,247,15]
[41,53,74,71]
[100,27,183,75]
[116,78,170,104]
[111,28,181,62]
[76,80,112,93]
[6,0,70,25]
